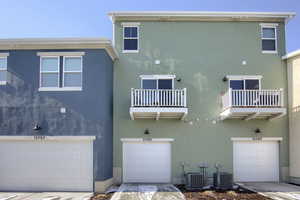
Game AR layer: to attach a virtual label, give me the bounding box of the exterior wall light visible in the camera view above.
[144,129,150,135]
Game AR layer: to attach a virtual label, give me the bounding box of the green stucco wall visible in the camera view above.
[113,21,288,183]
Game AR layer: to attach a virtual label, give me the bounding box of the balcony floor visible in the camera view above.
[130,107,188,120]
[220,107,287,120]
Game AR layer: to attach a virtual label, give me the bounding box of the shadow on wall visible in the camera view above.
[0,69,105,136]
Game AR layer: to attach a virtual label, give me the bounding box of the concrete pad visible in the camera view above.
[0,192,93,200]
[238,182,300,200]
[0,193,35,200]
[111,184,186,200]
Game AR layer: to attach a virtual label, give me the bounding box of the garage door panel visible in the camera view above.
[123,142,171,183]
[0,141,93,192]
[233,141,279,182]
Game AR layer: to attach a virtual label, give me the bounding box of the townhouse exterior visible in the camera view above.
[109,12,294,185]
[0,11,298,193]
[284,49,300,185]
[0,38,117,192]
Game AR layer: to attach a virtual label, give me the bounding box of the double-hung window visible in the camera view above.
[38,52,84,91]
[40,57,60,88]
[63,57,82,88]
[123,23,139,52]
[261,24,278,53]
[0,53,8,85]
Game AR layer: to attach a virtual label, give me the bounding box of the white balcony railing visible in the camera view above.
[131,88,187,107]
[222,88,284,110]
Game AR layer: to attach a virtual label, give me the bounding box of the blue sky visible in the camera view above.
[0,0,299,52]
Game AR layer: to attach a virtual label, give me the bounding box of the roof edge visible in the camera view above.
[0,38,118,61]
[282,49,300,60]
[108,11,296,23]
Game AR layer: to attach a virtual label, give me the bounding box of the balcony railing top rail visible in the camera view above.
[131,88,187,107]
[222,88,284,110]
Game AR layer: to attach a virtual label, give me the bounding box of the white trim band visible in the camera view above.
[259,23,279,27]
[121,138,175,142]
[140,74,176,79]
[121,22,141,26]
[37,52,85,56]
[226,75,263,80]
[282,49,300,60]
[0,53,9,57]
[231,137,283,141]
[0,136,96,141]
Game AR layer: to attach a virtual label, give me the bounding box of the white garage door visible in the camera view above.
[0,140,93,191]
[233,141,279,182]
[123,141,171,183]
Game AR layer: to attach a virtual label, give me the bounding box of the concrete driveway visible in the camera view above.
[238,182,300,200]
[0,192,93,200]
[110,184,186,200]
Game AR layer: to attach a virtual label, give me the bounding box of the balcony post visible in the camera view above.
[280,88,284,107]
[183,88,187,107]
[131,88,134,107]
[228,88,232,107]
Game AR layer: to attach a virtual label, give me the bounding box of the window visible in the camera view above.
[0,55,8,84]
[38,52,84,91]
[261,24,277,53]
[228,76,261,90]
[40,57,59,88]
[123,26,139,52]
[141,75,175,89]
[63,57,82,87]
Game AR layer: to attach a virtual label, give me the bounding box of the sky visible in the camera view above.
[0,0,299,53]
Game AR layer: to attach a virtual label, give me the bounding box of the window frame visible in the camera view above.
[122,23,139,53]
[140,75,175,89]
[227,75,262,90]
[260,23,278,54]
[39,56,60,89]
[0,53,9,85]
[62,56,83,90]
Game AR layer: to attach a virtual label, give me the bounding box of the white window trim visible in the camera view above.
[0,53,8,85]
[140,75,176,89]
[39,56,60,89]
[227,75,262,90]
[62,56,83,89]
[260,24,278,54]
[123,25,139,53]
[37,52,85,57]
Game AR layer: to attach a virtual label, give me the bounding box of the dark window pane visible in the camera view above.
[124,39,138,50]
[262,28,275,38]
[245,79,259,90]
[158,79,173,89]
[142,79,156,89]
[262,39,276,51]
[124,27,138,37]
[230,80,244,90]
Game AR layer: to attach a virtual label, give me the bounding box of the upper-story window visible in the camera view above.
[140,75,175,89]
[227,75,262,90]
[260,23,278,53]
[0,53,9,85]
[38,52,84,91]
[122,23,140,53]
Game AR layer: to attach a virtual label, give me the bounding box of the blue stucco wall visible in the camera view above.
[0,49,113,181]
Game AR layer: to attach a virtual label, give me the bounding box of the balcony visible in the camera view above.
[220,88,286,120]
[130,88,188,120]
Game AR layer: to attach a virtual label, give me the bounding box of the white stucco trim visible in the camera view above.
[0,136,96,141]
[121,138,174,142]
[0,53,9,57]
[108,11,295,23]
[38,87,82,91]
[259,23,279,27]
[0,38,118,61]
[140,74,176,79]
[226,75,263,80]
[282,49,300,60]
[121,22,141,26]
[37,52,85,56]
[231,137,283,141]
